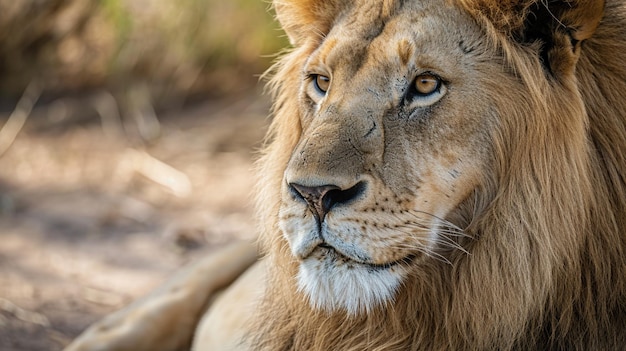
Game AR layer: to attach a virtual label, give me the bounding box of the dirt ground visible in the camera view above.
[0,91,270,350]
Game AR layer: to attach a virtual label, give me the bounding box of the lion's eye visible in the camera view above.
[404,72,446,108]
[313,74,331,94]
[413,74,441,96]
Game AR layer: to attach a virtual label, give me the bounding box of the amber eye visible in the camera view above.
[313,74,331,94]
[413,74,441,95]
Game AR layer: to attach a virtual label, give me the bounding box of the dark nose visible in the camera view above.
[289,182,365,222]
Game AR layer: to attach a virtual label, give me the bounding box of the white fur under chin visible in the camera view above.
[297,257,404,315]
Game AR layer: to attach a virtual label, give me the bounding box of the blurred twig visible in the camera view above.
[92,90,124,139]
[127,83,160,142]
[0,298,50,327]
[0,81,42,157]
[115,148,192,198]
[81,287,126,307]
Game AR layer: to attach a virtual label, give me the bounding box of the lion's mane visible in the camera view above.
[249,0,626,349]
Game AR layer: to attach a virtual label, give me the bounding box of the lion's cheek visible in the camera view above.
[414,157,484,217]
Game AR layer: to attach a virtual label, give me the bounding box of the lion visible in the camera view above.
[66,0,626,350]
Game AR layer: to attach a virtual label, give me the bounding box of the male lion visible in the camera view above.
[67,0,626,350]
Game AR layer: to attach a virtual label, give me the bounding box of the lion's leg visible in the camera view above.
[191,260,266,351]
[64,241,257,351]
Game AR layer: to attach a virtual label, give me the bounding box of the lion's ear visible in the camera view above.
[462,0,605,76]
[273,0,348,46]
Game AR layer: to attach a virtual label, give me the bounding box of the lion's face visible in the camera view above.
[277,2,497,314]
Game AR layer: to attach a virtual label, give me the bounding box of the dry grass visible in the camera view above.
[0,0,287,100]
[0,1,282,349]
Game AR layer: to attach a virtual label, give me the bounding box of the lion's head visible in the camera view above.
[278,1,496,315]
[251,0,626,349]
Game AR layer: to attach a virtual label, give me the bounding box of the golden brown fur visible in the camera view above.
[248,0,626,349]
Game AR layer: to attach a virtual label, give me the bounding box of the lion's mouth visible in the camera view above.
[316,243,416,270]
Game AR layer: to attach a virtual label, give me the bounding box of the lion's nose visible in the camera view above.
[289,182,365,222]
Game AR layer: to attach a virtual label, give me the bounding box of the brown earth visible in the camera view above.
[0,91,270,350]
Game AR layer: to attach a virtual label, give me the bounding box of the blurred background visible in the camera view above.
[0,0,286,349]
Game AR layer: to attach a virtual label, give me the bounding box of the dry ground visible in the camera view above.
[0,91,270,350]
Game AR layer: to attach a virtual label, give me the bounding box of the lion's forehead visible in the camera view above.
[313,3,480,90]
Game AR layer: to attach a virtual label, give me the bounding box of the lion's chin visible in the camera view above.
[296,251,407,315]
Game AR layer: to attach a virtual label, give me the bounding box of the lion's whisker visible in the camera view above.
[397,217,470,239]
[391,228,468,261]
[406,209,466,233]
